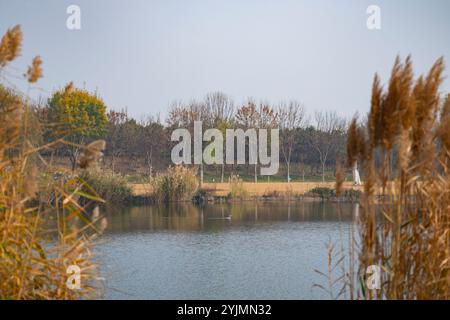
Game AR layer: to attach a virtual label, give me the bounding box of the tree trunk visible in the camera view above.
[221,163,224,183]
[200,164,204,187]
[70,148,79,172]
[111,155,115,174]
[146,149,153,180]
[254,163,257,183]
[287,162,290,183]
[322,162,325,182]
[69,138,83,172]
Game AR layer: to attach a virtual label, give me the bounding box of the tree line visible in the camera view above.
[37,87,348,182]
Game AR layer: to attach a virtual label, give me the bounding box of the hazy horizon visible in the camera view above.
[1,0,449,120]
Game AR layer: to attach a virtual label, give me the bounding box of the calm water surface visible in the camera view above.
[97,201,359,299]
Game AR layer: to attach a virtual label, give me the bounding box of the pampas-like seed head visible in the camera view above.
[0,25,22,67]
[79,140,106,169]
[369,73,382,150]
[347,117,358,168]
[26,56,43,83]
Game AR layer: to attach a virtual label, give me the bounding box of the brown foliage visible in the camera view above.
[335,158,344,197]
[0,25,22,67]
[26,56,43,83]
[346,56,450,299]
[1,26,103,299]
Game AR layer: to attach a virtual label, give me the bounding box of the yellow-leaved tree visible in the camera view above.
[48,83,108,170]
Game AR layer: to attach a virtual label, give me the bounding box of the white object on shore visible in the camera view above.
[353,162,362,186]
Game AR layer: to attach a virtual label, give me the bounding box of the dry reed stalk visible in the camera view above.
[346,56,450,299]
[335,159,344,197]
[1,25,104,299]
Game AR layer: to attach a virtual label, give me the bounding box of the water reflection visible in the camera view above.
[97,201,360,299]
[103,201,356,233]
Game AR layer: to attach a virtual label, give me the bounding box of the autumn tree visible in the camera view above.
[236,100,260,182]
[204,92,234,182]
[236,101,278,182]
[140,115,167,178]
[167,100,208,184]
[278,101,306,182]
[204,92,234,124]
[258,103,279,182]
[309,111,346,182]
[105,109,128,173]
[48,83,108,170]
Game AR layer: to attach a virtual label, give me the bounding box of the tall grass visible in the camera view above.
[345,56,450,299]
[79,169,133,204]
[151,165,198,202]
[228,174,248,200]
[0,25,104,299]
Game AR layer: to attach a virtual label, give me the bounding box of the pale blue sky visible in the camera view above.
[0,0,449,119]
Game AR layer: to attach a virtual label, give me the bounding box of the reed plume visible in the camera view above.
[368,73,382,149]
[346,117,358,168]
[26,56,43,83]
[438,94,450,168]
[0,26,103,300]
[0,25,22,67]
[79,139,106,169]
[346,56,450,299]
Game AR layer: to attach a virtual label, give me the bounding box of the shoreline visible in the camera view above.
[132,181,363,196]
[129,181,363,205]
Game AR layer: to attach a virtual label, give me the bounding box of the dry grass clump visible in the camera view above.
[79,168,133,204]
[346,55,450,299]
[228,174,248,200]
[79,140,106,169]
[1,25,103,299]
[151,165,198,202]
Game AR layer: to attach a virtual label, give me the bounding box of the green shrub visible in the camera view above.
[79,169,133,204]
[151,166,198,202]
[192,188,209,205]
[309,187,361,201]
[342,188,361,201]
[310,187,335,199]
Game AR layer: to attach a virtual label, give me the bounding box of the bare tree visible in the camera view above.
[106,109,128,173]
[204,92,234,182]
[258,102,278,182]
[167,99,208,185]
[140,114,165,180]
[278,101,307,182]
[309,111,346,182]
[204,92,234,126]
[236,100,260,182]
[235,100,277,182]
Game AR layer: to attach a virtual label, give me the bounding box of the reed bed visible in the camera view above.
[151,165,198,203]
[0,25,104,299]
[345,56,450,299]
[79,169,133,204]
[228,174,248,200]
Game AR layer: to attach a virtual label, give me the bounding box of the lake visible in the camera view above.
[96,201,359,299]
